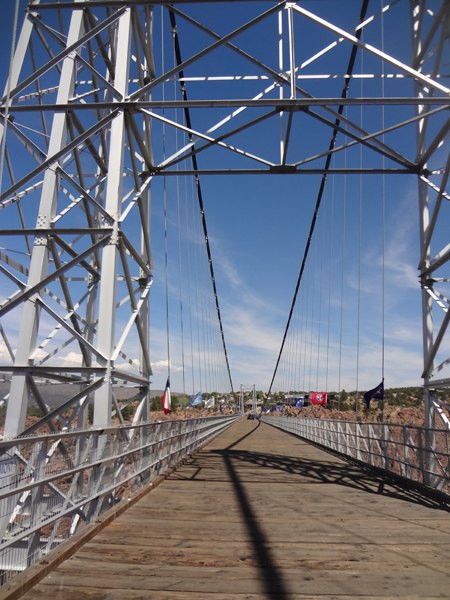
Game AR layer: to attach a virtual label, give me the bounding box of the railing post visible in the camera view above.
[26,442,47,567]
[356,424,361,461]
[417,427,425,485]
[383,425,390,471]
[368,427,373,466]
[403,426,411,480]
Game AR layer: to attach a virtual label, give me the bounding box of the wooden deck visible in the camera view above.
[21,418,450,599]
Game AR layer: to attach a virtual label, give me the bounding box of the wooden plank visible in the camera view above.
[17,419,450,599]
[22,568,450,597]
[74,541,450,566]
[18,585,448,600]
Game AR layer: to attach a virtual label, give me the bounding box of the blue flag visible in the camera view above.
[294,399,304,407]
[364,380,384,409]
[190,391,202,406]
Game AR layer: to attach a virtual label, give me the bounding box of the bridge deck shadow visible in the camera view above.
[22,418,450,599]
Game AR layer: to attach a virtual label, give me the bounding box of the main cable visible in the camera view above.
[168,8,234,394]
[266,0,370,403]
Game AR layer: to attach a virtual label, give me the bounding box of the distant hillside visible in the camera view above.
[0,382,182,409]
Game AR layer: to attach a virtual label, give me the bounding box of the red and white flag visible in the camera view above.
[310,392,327,405]
[162,377,171,414]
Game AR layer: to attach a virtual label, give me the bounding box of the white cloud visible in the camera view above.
[49,351,83,368]
[0,339,14,364]
[114,360,140,372]
[151,359,184,373]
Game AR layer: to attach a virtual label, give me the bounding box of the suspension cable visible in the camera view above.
[162,7,170,379]
[173,46,187,407]
[192,178,202,392]
[302,258,310,400]
[325,159,335,397]
[381,0,386,421]
[355,45,364,422]
[267,0,370,401]
[184,156,196,396]
[308,225,318,394]
[315,186,326,392]
[198,220,208,393]
[168,8,234,394]
[338,139,347,417]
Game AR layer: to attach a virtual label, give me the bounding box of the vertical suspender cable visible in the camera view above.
[302,257,310,400]
[206,254,214,394]
[381,0,386,421]
[308,225,318,394]
[286,303,293,393]
[293,284,301,394]
[289,311,295,393]
[355,48,364,422]
[266,0,370,401]
[304,264,309,399]
[316,186,326,392]
[162,7,170,380]
[326,159,335,397]
[355,173,362,420]
[168,8,234,394]
[192,179,202,393]
[183,128,196,398]
[338,137,347,417]
[199,239,208,395]
[299,264,306,394]
[173,43,187,409]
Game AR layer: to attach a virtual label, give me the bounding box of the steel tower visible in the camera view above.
[0,0,449,440]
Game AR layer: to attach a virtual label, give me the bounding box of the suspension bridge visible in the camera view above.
[0,0,449,597]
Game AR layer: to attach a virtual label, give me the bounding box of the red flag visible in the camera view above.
[310,392,327,405]
[162,377,171,414]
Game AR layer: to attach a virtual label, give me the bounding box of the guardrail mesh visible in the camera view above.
[261,415,450,494]
[0,415,238,582]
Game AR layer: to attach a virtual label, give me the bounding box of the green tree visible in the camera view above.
[150,395,162,411]
[339,389,348,406]
[120,403,135,421]
[384,389,394,404]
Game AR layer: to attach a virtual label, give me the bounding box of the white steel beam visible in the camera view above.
[291,3,450,97]
[93,8,133,428]
[4,8,86,439]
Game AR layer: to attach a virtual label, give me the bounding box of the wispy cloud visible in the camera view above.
[151,359,184,373]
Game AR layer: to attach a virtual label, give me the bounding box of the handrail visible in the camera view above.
[261,415,450,495]
[0,415,239,579]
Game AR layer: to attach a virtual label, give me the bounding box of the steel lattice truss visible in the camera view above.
[0,0,449,441]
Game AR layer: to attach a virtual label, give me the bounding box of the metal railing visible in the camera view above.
[0,415,238,580]
[261,415,450,495]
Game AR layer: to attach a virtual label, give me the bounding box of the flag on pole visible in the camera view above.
[310,392,327,405]
[364,380,384,409]
[190,391,202,406]
[162,377,171,414]
[204,397,215,409]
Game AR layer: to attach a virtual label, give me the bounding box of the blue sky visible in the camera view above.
[0,0,448,397]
